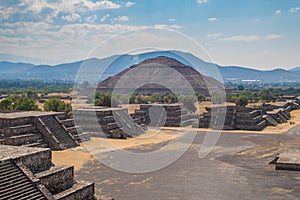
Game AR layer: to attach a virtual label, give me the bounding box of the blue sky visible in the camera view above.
[0,0,300,70]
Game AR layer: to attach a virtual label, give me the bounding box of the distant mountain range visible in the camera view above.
[0,51,299,84]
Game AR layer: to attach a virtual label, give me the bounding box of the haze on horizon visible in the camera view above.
[0,0,299,70]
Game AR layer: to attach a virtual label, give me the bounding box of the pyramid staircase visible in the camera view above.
[113,109,146,137]
[0,160,47,200]
[39,116,79,150]
[58,115,91,143]
[0,145,96,200]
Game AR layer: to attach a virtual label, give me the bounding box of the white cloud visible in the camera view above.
[153,24,181,29]
[125,1,136,7]
[100,14,110,22]
[84,15,98,23]
[114,16,129,22]
[220,35,260,42]
[168,18,176,22]
[265,34,281,40]
[275,10,282,15]
[290,7,300,13]
[80,0,121,11]
[0,7,17,20]
[197,0,208,4]
[208,17,219,22]
[62,13,82,22]
[5,0,122,22]
[206,33,223,38]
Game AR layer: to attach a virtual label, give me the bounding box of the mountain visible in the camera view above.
[97,56,223,95]
[0,61,34,73]
[290,67,300,72]
[0,51,299,84]
[0,53,47,65]
[217,66,300,83]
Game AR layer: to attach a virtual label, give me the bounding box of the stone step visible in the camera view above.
[22,142,48,148]
[72,132,91,142]
[6,133,42,146]
[181,119,198,127]
[60,119,75,127]
[35,165,74,194]
[66,126,82,135]
[53,181,95,200]
[0,139,6,145]
[9,124,35,135]
[0,170,24,183]
[0,180,30,194]
[0,161,47,200]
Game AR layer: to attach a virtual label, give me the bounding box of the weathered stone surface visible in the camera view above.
[0,145,98,200]
[0,111,87,150]
[198,102,298,131]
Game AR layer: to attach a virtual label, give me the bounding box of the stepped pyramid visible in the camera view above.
[97,56,223,95]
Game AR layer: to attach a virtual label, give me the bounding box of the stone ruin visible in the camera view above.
[72,104,198,139]
[0,111,90,150]
[270,149,300,171]
[73,107,146,139]
[0,145,96,200]
[131,104,198,127]
[194,101,300,131]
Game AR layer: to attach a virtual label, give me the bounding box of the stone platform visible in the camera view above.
[275,149,300,171]
[132,104,197,128]
[195,101,299,131]
[0,111,90,150]
[73,107,146,139]
[0,145,97,200]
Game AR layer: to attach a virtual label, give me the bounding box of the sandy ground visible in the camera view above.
[263,109,300,133]
[121,104,140,114]
[52,128,180,170]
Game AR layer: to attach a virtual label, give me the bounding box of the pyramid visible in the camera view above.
[97,56,223,95]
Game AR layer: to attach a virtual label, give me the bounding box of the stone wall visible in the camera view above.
[74,107,146,139]
[198,102,298,131]
[0,145,98,200]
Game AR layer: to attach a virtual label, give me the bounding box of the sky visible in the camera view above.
[0,0,300,70]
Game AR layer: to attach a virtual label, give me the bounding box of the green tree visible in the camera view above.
[0,95,39,111]
[0,98,13,110]
[129,93,136,104]
[137,94,143,104]
[179,95,197,113]
[93,93,118,107]
[151,93,162,103]
[260,89,274,102]
[211,93,225,104]
[235,95,249,107]
[44,98,66,112]
[196,93,206,102]
[14,95,39,111]
[237,85,245,91]
[26,91,39,100]
[163,93,178,104]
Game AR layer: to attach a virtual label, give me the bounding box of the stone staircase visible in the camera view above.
[0,122,48,148]
[59,117,91,143]
[0,160,47,200]
[136,104,197,128]
[0,145,97,200]
[73,108,137,139]
[113,109,146,137]
[40,115,78,149]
